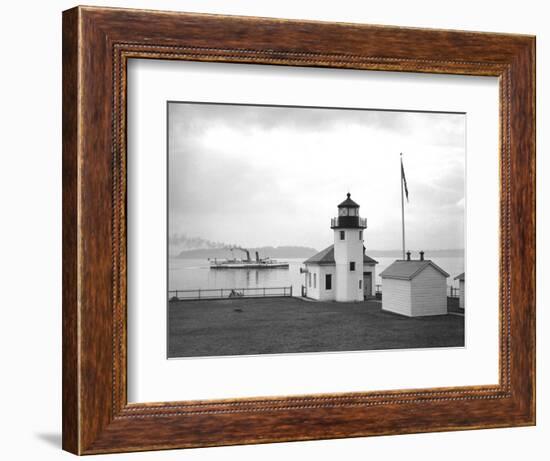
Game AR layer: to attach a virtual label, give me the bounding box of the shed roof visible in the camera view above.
[379,260,449,280]
[338,193,360,208]
[304,245,378,266]
[454,272,465,281]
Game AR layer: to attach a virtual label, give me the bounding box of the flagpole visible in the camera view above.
[400,153,406,260]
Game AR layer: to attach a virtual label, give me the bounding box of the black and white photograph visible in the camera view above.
[167,102,466,358]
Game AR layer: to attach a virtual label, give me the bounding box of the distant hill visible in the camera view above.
[367,249,464,258]
[169,233,463,260]
[175,246,318,260]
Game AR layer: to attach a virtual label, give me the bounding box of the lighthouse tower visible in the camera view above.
[331,193,367,302]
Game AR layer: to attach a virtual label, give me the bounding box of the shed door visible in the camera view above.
[363,272,372,298]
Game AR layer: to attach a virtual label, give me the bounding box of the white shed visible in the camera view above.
[454,272,465,309]
[380,258,449,317]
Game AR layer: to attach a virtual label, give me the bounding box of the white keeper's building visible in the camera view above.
[380,252,449,317]
[303,194,378,302]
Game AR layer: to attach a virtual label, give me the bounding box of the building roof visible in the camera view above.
[454,272,465,281]
[363,253,378,264]
[379,260,449,280]
[303,245,378,266]
[338,193,360,208]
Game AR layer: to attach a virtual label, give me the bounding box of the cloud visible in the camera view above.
[168,102,465,250]
[169,102,425,137]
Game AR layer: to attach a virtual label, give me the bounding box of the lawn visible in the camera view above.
[168,297,464,358]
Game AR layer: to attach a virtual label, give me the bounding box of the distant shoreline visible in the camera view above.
[173,246,318,260]
[172,247,464,260]
[366,249,465,258]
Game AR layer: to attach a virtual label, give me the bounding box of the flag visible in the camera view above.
[401,154,409,202]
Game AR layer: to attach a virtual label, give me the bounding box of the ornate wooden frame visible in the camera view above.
[62,6,536,455]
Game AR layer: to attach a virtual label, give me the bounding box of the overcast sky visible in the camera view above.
[168,102,465,252]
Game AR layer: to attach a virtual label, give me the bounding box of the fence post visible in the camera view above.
[290,285,293,297]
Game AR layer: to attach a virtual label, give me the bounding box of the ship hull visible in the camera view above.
[210,263,289,269]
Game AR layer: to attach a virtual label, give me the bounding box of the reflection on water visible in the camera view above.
[169,258,305,293]
[169,256,465,293]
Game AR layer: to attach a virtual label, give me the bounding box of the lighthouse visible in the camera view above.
[303,193,376,302]
[331,193,367,301]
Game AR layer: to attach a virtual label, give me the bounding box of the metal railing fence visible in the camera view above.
[169,286,293,301]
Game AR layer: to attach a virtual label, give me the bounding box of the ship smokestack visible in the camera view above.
[255,251,260,262]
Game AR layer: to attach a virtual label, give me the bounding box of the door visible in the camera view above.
[363,272,372,298]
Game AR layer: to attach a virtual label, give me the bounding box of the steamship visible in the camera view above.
[209,247,289,269]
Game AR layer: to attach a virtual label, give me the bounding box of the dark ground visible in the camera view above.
[168,297,464,358]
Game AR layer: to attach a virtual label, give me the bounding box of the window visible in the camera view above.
[359,279,362,289]
[349,208,356,216]
[350,261,355,271]
[340,230,345,240]
[359,230,363,240]
[325,274,332,290]
[313,273,317,288]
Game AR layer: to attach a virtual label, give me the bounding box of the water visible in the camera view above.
[169,255,464,293]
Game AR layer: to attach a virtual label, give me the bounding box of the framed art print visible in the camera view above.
[62,6,535,454]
